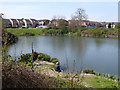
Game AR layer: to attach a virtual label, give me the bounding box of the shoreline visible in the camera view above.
[2,29,119,88]
[6,52,119,82]
[6,28,118,39]
[2,59,119,88]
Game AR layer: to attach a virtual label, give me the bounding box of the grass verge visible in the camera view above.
[6,28,43,35]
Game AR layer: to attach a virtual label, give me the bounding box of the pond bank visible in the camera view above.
[2,29,18,46]
[2,60,119,88]
[6,27,118,39]
[3,51,119,88]
[7,36,118,75]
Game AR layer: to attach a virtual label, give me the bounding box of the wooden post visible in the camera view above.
[32,42,34,62]
[31,42,34,68]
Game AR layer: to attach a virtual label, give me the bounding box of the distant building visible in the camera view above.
[24,19,33,28]
[38,19,50,26]
[50,19,58,26]
[111,22,116,28]
[86,21,98,27]
[3,19,12,28]
[2,18,118,29]
[68,20,98,27]
[17,19,25,27]
[29,18,39,27]
[9,19,19,28]
[50,19,68,26]
[102,22,116,28]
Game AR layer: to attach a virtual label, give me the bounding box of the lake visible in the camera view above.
[7,36,118,75]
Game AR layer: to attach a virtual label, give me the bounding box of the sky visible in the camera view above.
[0,0,119,22]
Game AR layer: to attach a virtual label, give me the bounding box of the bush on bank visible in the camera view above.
[20,52,58,64]
[2,29,18,46]
[82,68,119,81]
[80,27,118,38]
[6,27,118,38]
[2,61,73,88]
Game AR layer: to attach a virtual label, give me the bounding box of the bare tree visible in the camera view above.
[51,15,68,32]
[69,8,88,32]
[68,15,77,32]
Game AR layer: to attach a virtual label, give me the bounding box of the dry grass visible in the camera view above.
[2,60,118,88]
[2,61,58,88]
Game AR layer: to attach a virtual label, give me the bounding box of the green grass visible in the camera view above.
[2,58,119,88]
[2,61,85,88]
[80,27,118,38]
[83,75,118,88]
[6,28,43,35]
[61,72,118,88]
[6,27,118,38]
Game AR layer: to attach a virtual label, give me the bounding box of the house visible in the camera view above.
[23,19,32,28]
[68,20,98,27]
[38,19,50,26]
[3,18,118,29]
[3,19,12,28]
[9,19,19,28]
[16,19,25,28]
[86,21,98,27]
[50,19,58,26]
[3,18,39,28]
[29,18,39,27]
[50,19,68,26]
[103,22,116,28]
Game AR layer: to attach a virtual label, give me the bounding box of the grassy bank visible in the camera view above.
[6,27,118,38]
[2,52,119,88]
[2,60,119,88]
[6,28,43,36]
[2,29,18,62]
[80,27,118,38]
[2,61,72,88]
[2,29,18,46]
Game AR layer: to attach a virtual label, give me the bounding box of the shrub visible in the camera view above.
[37,53,51,62]
[28,62,33,66]
[82,69,95,74]
[20,54,31,63]
[102,73,106,77]
[50,58,58,64]
[112,75,118,81]
[20,52,58,63]
[37,54,43,60]
[100,73,118,81]
[2,29,18,46]
[115,23,120,29]
[109,75,114,79]
[33,52,38,61]
[95,72,101,76]
[2,62,58,88]
[104,73,109,78]
[107,75,118,80]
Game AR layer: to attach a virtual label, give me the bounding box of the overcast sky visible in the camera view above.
[0,0,119,22]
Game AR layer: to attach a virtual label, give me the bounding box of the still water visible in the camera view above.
[7,36,118,75]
